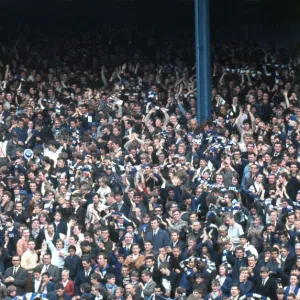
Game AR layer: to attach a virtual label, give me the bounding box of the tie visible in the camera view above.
[45,265,49,271]
[262,279,265,286]
[13,267,16,276]
[153,230,156,237]
[85,271,89,277]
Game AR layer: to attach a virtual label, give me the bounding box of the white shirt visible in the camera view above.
[262,277,269,285]
[34,278,42,292]
[228,222,244,246]
[219,275,226,286]
[12,265,20,275]
[42,264,50,274]
[62,279,69,287]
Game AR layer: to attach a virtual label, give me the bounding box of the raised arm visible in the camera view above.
[101,66,108,87]
[283,90,290,108]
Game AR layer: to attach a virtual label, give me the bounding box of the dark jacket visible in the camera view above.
[145,228,170,252]
[256,277,277,299]
[3,265,29,295]
[74,269,94,295]
[47,292,72,300]
[65,255,82,280]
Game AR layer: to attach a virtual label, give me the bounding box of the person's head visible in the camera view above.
[68,245,76,256]
[90,273,101,285]
[280,232,288,243]
[295,243,300,256]
[105,273,116,285]
[6,285,17,297]
[125,284,136,294]
[235,246,244,259]
[159,262,170,276]
[12,255,21,267]
[230,284,240,297]
[287,294,297,300]
[193,288,203,298]
[277,288,285,299]
[281,246,289,258]
[145,256,155,268]
[224,213,235,226]
[42,272,51,284]
[114,287,124,299]
[150,217,159,230]
[55,238,64,250]
[141,270,152,283]
[239,267,250,282]
[82,256,91,270]
[219,225,228,237]
[172,246,181,258]
[218,264,227,276]
[28,240,36,251]
[91,284,102,296]
[247,255,257,267]
[43,253,51,265]
[130,270,139,282]
[80,283,91,295]
[61,269,69,281]
[192,221,201,232]
[211,279,221,292]
[172,209,181,221]
[239,235,248,246]
[271,247,279,260]
[253,215,261,226]
[121,265,129,277]
[171,231,180,242]
[290,274,299,286]
[33,267,42,280]
[55,283,65,296]
[154,285,163,294]
[260,266,270,279]
[132,244,140,255]
[125,292,135,300]
[175,287,186,298]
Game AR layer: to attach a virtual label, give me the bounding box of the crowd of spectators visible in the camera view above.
[0,28,299,300]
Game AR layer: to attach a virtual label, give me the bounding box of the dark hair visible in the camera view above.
[231,284,240,291]
[80,283,91,293]
[141,270,152,278]
[91,273,101,282]
[68,245,76,252]
[235,246,244,252]
[81,256,91,264]
[105,273,116,281]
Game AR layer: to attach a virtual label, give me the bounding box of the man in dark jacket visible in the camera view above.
[3,256,29,295]
[226,246,248,281]
[47,283,72,300]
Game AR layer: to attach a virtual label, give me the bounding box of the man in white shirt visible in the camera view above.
[33,268,42,293]
[239,235,258,258]
[224,213,244,248]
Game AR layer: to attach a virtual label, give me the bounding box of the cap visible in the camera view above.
[20,190,27,196]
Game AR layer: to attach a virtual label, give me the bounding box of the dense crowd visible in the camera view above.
[0,29,299,300]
